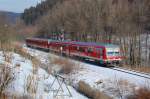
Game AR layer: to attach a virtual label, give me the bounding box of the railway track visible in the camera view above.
[81,59,150,80]
[111,66,150,79]
[69,57,150,80]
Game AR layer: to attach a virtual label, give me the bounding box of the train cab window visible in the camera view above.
[115,52,120,56]
[107,52,120,56]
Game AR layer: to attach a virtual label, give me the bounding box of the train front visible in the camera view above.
[105,45,122,65]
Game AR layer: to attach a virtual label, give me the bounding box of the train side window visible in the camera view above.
[100,49,103,56]
[79,47,85,52]
[88,48,93,53]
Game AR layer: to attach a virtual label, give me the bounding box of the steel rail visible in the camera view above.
[111,66,150,79]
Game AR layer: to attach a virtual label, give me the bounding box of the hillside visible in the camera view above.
[21,0,62,25]
[0,11,21,23]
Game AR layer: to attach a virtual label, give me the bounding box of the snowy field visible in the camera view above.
[24,46,150,99]
[0,51,87,99]
[1,45,149,99]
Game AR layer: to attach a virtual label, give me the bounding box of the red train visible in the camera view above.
[26,38,122,65]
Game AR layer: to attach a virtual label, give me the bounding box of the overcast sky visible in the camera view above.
[0,0,42,13]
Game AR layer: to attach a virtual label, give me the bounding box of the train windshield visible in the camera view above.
[106,47,120,56]
[107,52,120,56]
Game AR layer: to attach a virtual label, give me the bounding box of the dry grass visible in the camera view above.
[0,93,31,99]
[78,81,94,98]
[78,81,112,99]
[113,79,135,98]
[122,65,150,74]
[0,42,14,52]
[31,57,40,74]
[12,43,33,60]
[0,42,32,63]
[40,62,52,74]
[99,78,137,99]
[37,54,53,74]
[25,74,38,94]
[130,66,150,74]
[0,64,14,95]
[0,42,43,98]
[3,52,13,63]
[51,57,77,74]
[127,87,150,99]
[12,43,43,74]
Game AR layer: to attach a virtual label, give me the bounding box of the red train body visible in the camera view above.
[26,38,122,64]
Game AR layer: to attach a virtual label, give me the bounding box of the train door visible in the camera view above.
[70,45,76,55]
[99,48,103,60]
[96,48,100,59]
[79,46,85,56]
[66,44,70,56]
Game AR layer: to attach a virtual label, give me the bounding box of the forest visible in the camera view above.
[21,0,150,67]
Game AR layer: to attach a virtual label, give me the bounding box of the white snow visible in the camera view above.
[0,51,88,99]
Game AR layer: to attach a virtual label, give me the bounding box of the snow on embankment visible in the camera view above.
[69,63,150,99]
[0,51,87,99]
[24,46,150,99]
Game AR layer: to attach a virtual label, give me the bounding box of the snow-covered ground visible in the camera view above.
[24,46,150,99]
[0,51,87,99]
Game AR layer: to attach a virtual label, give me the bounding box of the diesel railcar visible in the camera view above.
[26,38,122,65]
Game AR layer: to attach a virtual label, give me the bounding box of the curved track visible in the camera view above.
[111,66,150,79]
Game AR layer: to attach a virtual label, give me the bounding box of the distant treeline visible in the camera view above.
[21,0,150,66]
[21,0,150,37]
[21,0,63,25]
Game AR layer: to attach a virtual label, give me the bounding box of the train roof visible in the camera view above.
[27,38,119,48]
[48,39,119,48]
[71,41,119,48]
[26,37,48,41]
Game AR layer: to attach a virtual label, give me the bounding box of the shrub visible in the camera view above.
[78,81,111,99]
[104,78,137,99]
[25,74,38,94]
[12,43,42,74]
[0,64,14,95]
[78,81,94,98]
[0,94,31,99]
[127,87,150,99]
[51,57,76,74]
[3,52,13,63]
[13,43,32,59]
